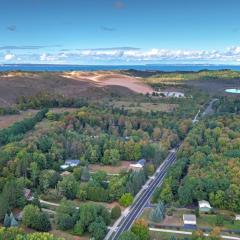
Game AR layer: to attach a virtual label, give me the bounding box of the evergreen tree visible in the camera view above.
[150,201,165,222]
[3,213,11,227]
[81,166,90,182]
[10,212,18,227]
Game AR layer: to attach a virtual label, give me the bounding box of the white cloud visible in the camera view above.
[4,46,240,64]
[4,53,15,61]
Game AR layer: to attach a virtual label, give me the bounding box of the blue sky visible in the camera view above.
[1,0,240,64]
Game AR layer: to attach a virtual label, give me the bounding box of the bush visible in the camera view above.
[73,221,84,236]
[111,205,121,220]
[119,193,134,207]
[22,204,51,231]
[215,215,224,226]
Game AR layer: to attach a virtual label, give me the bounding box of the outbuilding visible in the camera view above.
[236,215,240,221]
[199,200,212,213]
[183,214,197,228]
[129,159,146,171]
[60,159,80,169]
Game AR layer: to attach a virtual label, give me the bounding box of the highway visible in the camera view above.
[106,150,177,240]
[105,100,216,239]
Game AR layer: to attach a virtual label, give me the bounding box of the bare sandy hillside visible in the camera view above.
[0,71,153,107]
[62,71,153,94]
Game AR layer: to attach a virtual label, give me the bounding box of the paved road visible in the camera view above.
[202,98,218,117]
[105,150,177,240]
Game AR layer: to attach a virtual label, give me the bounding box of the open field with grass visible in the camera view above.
[111,101,178,113]
[0,109,39,129]
[198,214,240,231]
[89,161,131,174]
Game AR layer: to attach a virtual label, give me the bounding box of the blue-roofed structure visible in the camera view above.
[65,159,80,166]
[60,159,80,170]
[137,159,146,166]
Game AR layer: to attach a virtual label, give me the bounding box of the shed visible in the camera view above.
[236,215,240,221]
[199,200,212,212]
[183,214,197,227]
[137,159,146,166]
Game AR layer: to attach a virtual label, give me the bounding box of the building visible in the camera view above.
[199,200,212,213]
[23,188,32,201]
[129,159,146,171]
[60,159,80,170]
[236,215,240,221]
[183,214,197,228]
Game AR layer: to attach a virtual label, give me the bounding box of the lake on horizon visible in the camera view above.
[1,64,240,72]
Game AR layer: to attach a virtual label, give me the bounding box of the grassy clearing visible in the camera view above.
[111,101,178,113]
[150,231,190,240]
[0,109,39,129]
[89,161,131,174]
[198,214,240,231]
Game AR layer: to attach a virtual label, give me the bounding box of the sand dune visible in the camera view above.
[62,71,153,94]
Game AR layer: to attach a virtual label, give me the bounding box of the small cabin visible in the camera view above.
[183,214,197,228]
[129,159,146,171]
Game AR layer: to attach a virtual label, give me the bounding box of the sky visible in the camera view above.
[1,0,240,64]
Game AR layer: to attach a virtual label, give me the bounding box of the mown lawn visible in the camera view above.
[198,215,240,231]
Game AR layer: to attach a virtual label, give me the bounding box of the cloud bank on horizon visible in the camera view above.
[1,46,240,64]
[1,0,240,64]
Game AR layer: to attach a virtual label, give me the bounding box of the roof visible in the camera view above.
[199,200,211,209]
[65,159,80,165]
[183,214,197,222]
[137,159,146,166]
[130,163,144,168]
[60,164,70,170]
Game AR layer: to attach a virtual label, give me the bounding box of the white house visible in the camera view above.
[60,159,80,170]
[236,215,240,221]
[198,200,212,212]
[183,214,197,226]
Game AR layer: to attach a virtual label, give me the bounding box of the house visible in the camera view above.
[183,214,197,228]
[60,159,80,170]
[23,188,32,201]
[129,159,146,171]
[199,200,212,213]
[235,215,240,221]
[65,159,80,167]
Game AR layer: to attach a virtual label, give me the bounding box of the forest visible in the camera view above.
[154,102,240,212]
[0,89,204,238]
